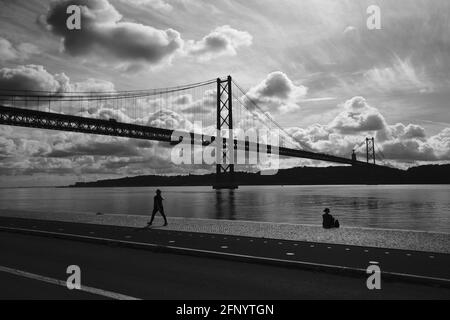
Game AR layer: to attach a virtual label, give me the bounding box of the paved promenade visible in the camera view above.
[1,209,449,254]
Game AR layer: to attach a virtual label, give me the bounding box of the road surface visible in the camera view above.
[0,217,449,299]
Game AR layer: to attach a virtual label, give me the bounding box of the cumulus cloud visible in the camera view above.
[0,65,67,92]
[245,71,307,114]
[0,37,40,62]
[0,64,115,94]
[42,0,252,71]
[329,96,387,133]
[185,25,252,61]
[179,89,215,115]
[147,109,193,131]
[428,128,450,159]
[0,126,179,180]
[286,96,450,164]
[44,0,183,70]
[380,139,437,162]
[377,123,427,142]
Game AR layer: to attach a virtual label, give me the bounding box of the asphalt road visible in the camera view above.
[0,230,449,299]
[0,216,449,283]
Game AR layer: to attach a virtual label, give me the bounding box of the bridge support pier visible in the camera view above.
[213,76,238,190]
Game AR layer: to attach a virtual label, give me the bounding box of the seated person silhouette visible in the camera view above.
[322,208,339,229]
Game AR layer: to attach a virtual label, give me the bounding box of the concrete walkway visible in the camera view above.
[1,209,449,254]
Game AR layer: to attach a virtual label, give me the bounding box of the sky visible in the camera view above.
[0,0,450,186]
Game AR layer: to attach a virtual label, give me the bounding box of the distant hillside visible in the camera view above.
[68,164,450,187]
[406,164,450,184]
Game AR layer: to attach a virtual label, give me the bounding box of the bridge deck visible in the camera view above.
[0,105,375,167]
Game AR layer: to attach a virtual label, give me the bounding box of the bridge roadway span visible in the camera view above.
[0,216,449,300]
[0,105,375,166]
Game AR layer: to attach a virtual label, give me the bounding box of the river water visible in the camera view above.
[0,185,449,233]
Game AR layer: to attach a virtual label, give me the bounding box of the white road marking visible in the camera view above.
[327,247,332,249]
[385,252,390,255]
[0,265,140,300]
[124,235,132,239]
[364,249,369,253]
[286,252,295,256]
[430,255,435,259]
[310,245,314,248]
[220,246,228,249]
[345,248,350,251]
[169,240,175,243]
[406,253,411,256]
[369,261,379,264]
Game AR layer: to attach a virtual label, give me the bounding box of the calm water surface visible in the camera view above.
[0,185,449,233]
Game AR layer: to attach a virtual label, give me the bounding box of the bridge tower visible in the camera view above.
[213,76,238,189]
[366,137,376,165]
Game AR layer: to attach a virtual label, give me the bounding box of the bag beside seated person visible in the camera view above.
[322,208,339,229]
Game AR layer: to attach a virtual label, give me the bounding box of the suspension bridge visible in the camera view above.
[0,76,384,189]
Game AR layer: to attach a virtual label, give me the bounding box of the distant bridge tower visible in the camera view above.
[213,76,238,189]
[366,137,376,165]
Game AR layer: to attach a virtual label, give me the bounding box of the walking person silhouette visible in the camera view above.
[147,189,168,227]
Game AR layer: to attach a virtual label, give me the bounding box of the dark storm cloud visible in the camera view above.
[44,0,183,66]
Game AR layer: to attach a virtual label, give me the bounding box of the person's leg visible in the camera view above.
[148,208,157,225]
[160,208,168,226]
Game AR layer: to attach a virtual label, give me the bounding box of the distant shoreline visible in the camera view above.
[66,163,450,188]
[60,182,450,188]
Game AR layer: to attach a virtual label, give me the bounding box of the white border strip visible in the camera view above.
[1,225,449,286]
[0,265,140,300]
